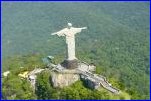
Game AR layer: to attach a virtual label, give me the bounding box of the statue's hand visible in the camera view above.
[51,33,57,35]
[82,27,87,29]
[51,32,65,37]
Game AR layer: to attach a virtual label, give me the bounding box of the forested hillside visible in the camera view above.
[2,2,149,99]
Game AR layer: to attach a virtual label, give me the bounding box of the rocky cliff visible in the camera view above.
[51,72,79,88]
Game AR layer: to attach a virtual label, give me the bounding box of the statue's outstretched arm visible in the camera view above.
[73,27,87,33]
[51,29,65,36]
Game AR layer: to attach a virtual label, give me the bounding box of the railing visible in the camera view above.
[78,70,120,94]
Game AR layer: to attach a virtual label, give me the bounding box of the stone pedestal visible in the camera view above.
[61,59,78,69]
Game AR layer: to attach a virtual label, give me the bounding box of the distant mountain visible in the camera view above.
[2,2,149,58]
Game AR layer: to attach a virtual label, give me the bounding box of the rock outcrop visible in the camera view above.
[51,72,79,88]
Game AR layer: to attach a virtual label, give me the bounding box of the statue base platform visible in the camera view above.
[61,59,78,69]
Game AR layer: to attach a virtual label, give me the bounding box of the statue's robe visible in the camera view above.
[53,27,84,60]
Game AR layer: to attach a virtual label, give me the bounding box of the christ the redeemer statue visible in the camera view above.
[51,23,87,69]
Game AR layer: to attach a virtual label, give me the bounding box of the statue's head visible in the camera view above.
[67,23,72,29]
